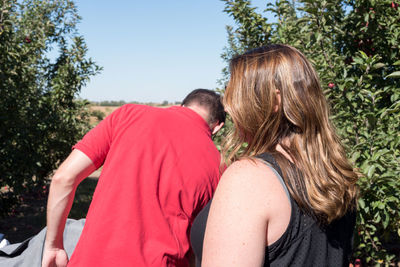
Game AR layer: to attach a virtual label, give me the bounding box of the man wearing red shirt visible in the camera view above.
[42,89,225,267]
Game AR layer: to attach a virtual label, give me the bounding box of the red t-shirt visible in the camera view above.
[67,104,221,267]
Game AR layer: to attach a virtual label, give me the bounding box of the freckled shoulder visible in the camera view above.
[215,158,289,219]
[220,158,280,187]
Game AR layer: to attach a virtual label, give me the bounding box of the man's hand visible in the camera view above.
[42,247,68,267]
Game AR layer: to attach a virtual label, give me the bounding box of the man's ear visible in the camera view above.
[274,89,281,112]
[211,122,224,135]
[274,89,282,112]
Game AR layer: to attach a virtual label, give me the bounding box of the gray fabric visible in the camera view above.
[0,218,85,267]
[259,160,292,207]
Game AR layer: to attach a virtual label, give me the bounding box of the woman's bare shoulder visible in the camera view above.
[216,158,287,213]
[220,157,282,188]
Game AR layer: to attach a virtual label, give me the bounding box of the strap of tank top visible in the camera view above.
[256,154,291,206]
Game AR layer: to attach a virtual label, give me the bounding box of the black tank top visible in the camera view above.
[190,153,356,266]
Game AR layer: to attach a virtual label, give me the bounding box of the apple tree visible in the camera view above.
[0,0,101,216]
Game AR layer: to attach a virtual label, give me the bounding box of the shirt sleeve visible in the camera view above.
[72,106,124,169]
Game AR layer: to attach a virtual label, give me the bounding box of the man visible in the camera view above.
[42,89,225,267]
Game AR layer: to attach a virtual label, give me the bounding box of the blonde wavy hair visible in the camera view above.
[222,44,358,224]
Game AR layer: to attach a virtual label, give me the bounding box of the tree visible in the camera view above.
[0,0,101,216]
[221,0,400,265]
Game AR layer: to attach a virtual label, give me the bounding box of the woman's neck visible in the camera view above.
[275,139,295,164]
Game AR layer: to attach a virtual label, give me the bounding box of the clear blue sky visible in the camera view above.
[75,0,274,103]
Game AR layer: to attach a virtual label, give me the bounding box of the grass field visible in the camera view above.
[90,105,119,115]
[88,105,119,125]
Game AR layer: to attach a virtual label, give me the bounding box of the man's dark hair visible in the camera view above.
[182,89,226,124]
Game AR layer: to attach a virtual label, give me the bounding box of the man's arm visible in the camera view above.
[42,149,96,267]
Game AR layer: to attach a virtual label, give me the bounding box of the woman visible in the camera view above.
[190,44,359,266]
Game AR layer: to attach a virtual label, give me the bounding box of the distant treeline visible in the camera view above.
[92,100,182,106]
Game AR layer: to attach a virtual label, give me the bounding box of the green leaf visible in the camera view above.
[372,63,385,70]
[386,71,400,78]
[382,211,389,229]
[359,51,368,59]
[367,165,376,178]
[351,151,360,162]
[374,212,381,223]
[358,198,366,209]
[371,149,389,161]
